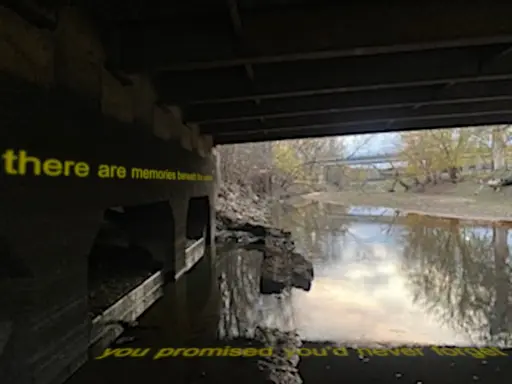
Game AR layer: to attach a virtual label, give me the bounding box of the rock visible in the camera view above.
[215,230,261,245]
[254,327,303,384]
[488,179,502,187]
[215,183,271,233]
[260,247,314,293]
[260,278,286,295]
[482,170,512,191]
[216,182,314,294]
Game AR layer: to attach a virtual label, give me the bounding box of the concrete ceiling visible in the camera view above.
[62,1,512,143]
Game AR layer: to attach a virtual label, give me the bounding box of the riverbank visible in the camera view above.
[215,182,314,294]
[215,182,271,238]
[301,190,512,223]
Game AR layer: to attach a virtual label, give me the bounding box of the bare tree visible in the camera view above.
[217,142,274,193]
[492,125,509,171]
[398,126,510,190]
[271,137,346,194]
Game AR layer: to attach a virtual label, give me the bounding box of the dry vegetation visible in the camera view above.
[216,138,345,198]
[216,125,512,200]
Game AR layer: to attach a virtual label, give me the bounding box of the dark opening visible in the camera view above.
[186,196,210,247]
[87,201,175,318]
[0,236,32,279]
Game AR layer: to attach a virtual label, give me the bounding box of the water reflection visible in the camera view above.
[69,201,512,384]
[401,214,512,347]
[217,248,303,383]
[218,202,512,349]
[217,249,295,339]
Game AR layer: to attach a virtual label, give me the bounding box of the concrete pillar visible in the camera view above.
[0,207,102,384]
[0,6,216,384]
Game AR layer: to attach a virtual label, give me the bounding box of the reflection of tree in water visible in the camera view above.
[400,214,512,347]
[217,249,296,339]
[218,203,338,338]
[275,202,376,264]
[273,203,338,260]
[276,202,403,266]
[216,247,303,383]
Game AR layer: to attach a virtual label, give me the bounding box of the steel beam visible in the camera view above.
[185,80,512,123]
[157,45,512,104]
[200,100,512,134]
[105,2,512,71]
[213,112,512,145]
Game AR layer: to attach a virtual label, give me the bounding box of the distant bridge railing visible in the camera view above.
[315,152,509,166]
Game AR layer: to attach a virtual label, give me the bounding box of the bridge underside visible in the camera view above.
[43,0,512,144]
[3,2,512,384]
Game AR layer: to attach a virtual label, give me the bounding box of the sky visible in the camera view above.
[344,132,401,157]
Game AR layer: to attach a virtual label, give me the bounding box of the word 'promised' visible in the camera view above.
[95,346,508,360]
[1,150,212,181]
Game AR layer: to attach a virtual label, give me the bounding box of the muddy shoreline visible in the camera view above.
[301,191,512,224]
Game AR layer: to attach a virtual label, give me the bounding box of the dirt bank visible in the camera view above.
[302,190,512,223]
[215,182,272,240]
[215,182,314,294]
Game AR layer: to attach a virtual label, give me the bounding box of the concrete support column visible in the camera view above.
[0,7,216,384]
[0,205,102,384]
[171,198,188,281]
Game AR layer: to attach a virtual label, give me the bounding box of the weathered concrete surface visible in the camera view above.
[0,6,215,384]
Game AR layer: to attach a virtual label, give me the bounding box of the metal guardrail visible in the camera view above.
[317,152,512,166]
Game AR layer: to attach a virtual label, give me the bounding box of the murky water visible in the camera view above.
[272,202,512,348]
[68,201,512,383]
[215,201,512,349]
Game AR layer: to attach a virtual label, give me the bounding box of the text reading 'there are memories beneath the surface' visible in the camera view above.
[1,150,212,181]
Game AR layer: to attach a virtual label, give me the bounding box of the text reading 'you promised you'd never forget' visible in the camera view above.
[1,150,212,181]
[95,346,509,360]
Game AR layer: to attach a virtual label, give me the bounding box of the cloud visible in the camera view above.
[344,132,401,156]
[291,241,469,345]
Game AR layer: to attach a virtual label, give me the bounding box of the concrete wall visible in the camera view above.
[0,6,214,384]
